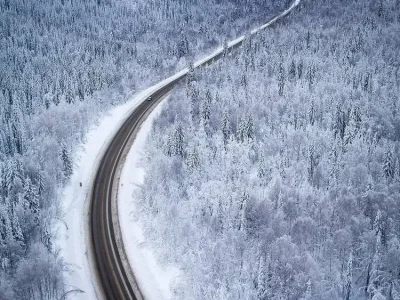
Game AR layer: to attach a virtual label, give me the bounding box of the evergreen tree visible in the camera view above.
[187,147,200,173]
[289,60,297,82]
[333,105,346,140]
[37,170,45,196]
[167,124,185,158]
[222,110,231,145]
[41,226,52,252]
[384,148,395,180]
[278,58,285,96]
[344,251,353,300]
[189,84,200,123]
[344,105,362,145]
[245,114,254,140]
[166,132,175,157]
[297,60,304,79]
[368,211,384,299]
[257,255,267,299]
[201,90,211,126]
[257,154,266,180]
[23,178,40,217]
[237,117,246,142]
[238,191,248,231]
[60,143,73,181]
[306,64,316,90]
[309,98,316,126]
[10,208,24,246]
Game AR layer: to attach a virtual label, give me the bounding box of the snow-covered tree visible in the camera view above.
[60,143,73,181]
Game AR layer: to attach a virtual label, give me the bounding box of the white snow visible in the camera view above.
[117,2,302,298]
[118,97,181,300]
[196,0,300,66]
[55,1,300,299]
[55,87,164,300]
[55,70,186,299]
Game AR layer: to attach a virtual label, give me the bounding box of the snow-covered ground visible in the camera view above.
[55,87,161,300]
[55,88,180,300]
[55,1,300,298]
[118,97,181,300]
[55,71,184,299]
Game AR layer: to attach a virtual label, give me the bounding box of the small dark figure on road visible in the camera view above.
[80,182,82,187]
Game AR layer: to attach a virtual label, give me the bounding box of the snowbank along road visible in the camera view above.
[89,0,300,299]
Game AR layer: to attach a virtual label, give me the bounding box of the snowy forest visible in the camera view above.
[0,0,288,298]
[135,0,400,299]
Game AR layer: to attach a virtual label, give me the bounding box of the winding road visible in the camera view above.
[89,1,300,299]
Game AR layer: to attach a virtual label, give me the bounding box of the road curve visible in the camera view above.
[89,1,300,299]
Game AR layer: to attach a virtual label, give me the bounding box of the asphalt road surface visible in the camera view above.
[90,78,181,300]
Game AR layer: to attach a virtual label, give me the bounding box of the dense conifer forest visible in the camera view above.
[0,0,285,298]
[136,0,400,299]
